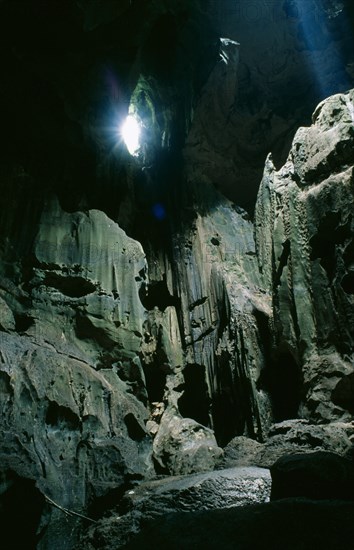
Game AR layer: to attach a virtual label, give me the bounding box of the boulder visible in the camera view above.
[257,419,354,468]
[120,499,354,550]
[77,466,271,549]
[270,451,354,501]
[216,436,263,468]
[152,406,223,475]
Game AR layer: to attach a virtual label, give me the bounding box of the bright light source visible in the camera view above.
[121,114,141,156]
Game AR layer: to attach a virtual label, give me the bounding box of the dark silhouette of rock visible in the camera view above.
[270,451,354,500]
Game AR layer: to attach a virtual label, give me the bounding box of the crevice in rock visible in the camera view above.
[264,352,303,422]
[139,276,180,311]
[341,272,354,294]
[45,401,81,431]
[0,470,45,550]
[212,349,248,447]
[0,370,12,395]
[142,360,167,404]
[124,413,147,442]
[14,313,35,333]
[274,240,290,288]
[217,283,230,339]
[44,273,97,298]
[178,364,210,427]
[87,482,134,521]
[332,373,354,413]
[189,296,208,311]
[310,212,351,281]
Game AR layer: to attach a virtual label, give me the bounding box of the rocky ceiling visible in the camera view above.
[1,0,354,212]
[205,0,354,207]
[1,1,354,549]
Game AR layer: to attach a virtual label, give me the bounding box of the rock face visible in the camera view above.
[255,88,354,424]
[205,0,354,208]
[218,420,354,470]
[1,1,354,548]
[77,466,271,549]
[119,499,354,550]
[0,201,154,549]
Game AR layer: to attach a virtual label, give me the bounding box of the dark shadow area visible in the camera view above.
[341,272,354,294]
[45,401,80,431]
[88,486,129,521]
[274,240,290,288]
[254,309,272,368]
[178,364,210,426]
[310,212,351,281]
[139,277,180,311]
[14,313,35,333]
[263,352,302,422]
[0,471,45,550]
[122,498,354,550]
[332,373,354,413]
[211,350,248,447]
[44,273,96,298]
[270,451,354,501]
[124,413,147,442]
[75,313,115,350]
[142,360,167,404]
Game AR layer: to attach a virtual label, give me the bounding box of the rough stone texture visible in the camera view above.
[0,200,154,549]
[152,404,223,475]
[217,420,354,469]
[1,1,354,548]
[162,182,273,447]
[258,420,354,468]
[0,6,274,541]
[32,199,148,365]
[216,436,264,469]
[205,0,354,208]
[77,466,271,549]
[255,88,354,424]
[120,499,354,550]
[270,451,354,500]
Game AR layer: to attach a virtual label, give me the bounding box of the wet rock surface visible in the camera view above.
[0,1,354,548]
[77,466,271,549]
[120,499,354,550]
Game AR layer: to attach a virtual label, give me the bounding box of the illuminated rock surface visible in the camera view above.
[0,1,354,549]
[255,88,354,424]
[77,466,271,549]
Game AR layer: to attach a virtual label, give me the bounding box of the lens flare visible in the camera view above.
[121,114,141,155]
[152,203,166,220]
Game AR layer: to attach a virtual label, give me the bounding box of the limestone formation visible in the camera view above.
[77,466,271,549]
[113,499,354,550]
[1,1,354,547]
[218,420,354,470]
[255,88,354,424]
[205,0,354,207]
[0,200,154,549]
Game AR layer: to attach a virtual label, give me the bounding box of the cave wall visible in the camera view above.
[255,88,354,423]
[203,0,354,208]
[0,1,354,548]
[255,91,353,422]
